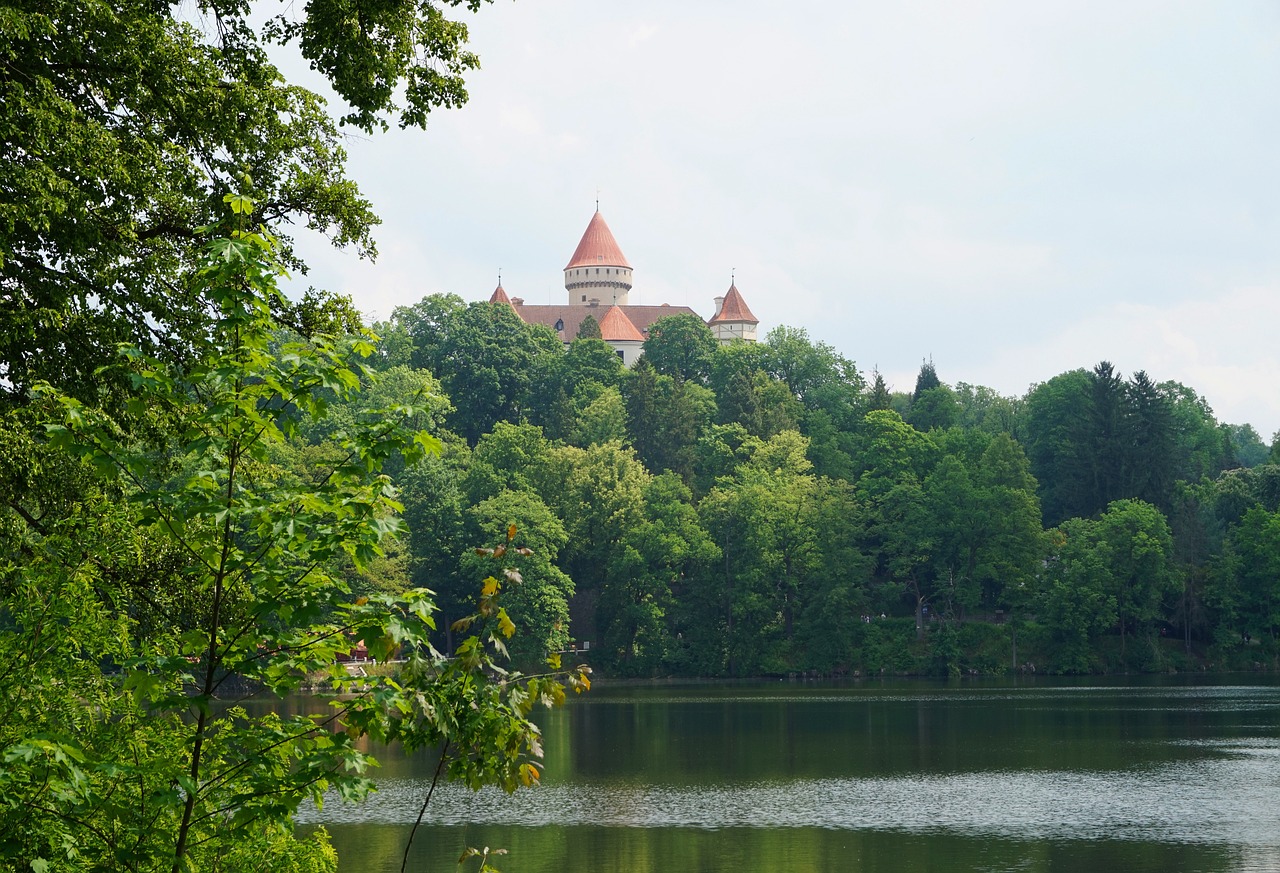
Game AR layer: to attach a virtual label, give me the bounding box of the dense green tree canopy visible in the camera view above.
[1,0,491,401]
[642,313,718,384]
[1227,423,1271,468]
[398,298,560,443]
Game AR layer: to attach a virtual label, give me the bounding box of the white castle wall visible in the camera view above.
[712,321,758,344]
[565,265,633,305]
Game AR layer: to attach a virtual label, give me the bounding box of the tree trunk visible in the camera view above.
[913,581,925,641]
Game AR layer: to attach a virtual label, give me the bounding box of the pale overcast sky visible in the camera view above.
[282,1,1280,439]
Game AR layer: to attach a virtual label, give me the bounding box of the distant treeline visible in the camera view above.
[327,296,1279,676]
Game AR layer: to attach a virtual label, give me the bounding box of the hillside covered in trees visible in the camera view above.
[349,297,1279,677]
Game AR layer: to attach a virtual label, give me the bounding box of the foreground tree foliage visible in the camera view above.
[1,0,494,402]
[0,204,587,871]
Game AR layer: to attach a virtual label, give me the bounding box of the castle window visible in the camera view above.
[616,350,625,360]
[581,295,587,302]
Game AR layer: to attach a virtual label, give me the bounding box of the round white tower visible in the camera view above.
[564,211,633,305]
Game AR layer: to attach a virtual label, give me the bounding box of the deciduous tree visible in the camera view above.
[2,0,494,402]
[642,314,718,384]
[0,203,585,872]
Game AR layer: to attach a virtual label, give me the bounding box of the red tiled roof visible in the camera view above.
[708,283,758,324]
[564,211,632,270]
[597,305,645,342]
[489,283,512,306]
[513,303,699,342]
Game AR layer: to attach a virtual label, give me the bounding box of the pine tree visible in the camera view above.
[868,369,892,411]
[912,358,941,401]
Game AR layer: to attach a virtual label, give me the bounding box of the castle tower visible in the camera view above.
[564,211,633,305]
[597,305,646,366]
[488,282,512,306]
[708,281,760,344]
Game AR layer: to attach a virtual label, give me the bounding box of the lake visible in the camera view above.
[295,676,1280,872]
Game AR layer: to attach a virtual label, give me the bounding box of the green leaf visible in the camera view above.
[223,193,254,215]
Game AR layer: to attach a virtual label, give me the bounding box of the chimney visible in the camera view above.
[713,296,724,317]
[588,298,600,307]
[511,297,524,305]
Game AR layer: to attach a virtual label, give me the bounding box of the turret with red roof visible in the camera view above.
[563,210,633,306]
[708,281,760,344]
[489,282,515,308]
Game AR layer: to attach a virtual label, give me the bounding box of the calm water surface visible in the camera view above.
[293,676,1280,872]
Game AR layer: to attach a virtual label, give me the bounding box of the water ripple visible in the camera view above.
[297,738,1280,847]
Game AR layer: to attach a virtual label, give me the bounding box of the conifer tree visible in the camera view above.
[868,369,893,411]
[912,359,941,401]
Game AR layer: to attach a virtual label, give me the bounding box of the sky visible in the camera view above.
[280,0,1280,439]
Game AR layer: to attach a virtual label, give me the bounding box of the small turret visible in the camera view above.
[489,283,512,306]
[597,305,645,366]
[707,281,759,344]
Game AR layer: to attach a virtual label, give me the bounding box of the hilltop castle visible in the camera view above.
[488,211,759,365]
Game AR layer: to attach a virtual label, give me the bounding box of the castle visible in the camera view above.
[488,210,759,365]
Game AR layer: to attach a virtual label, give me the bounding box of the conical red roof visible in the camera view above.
[565,211,632,270]
[708,283,759,324]
[489,283,512,305]
[597,305,645,342]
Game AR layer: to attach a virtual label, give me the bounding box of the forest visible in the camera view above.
[350,299,1280,678]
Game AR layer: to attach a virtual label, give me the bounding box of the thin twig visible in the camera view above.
[400,740,449,873]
